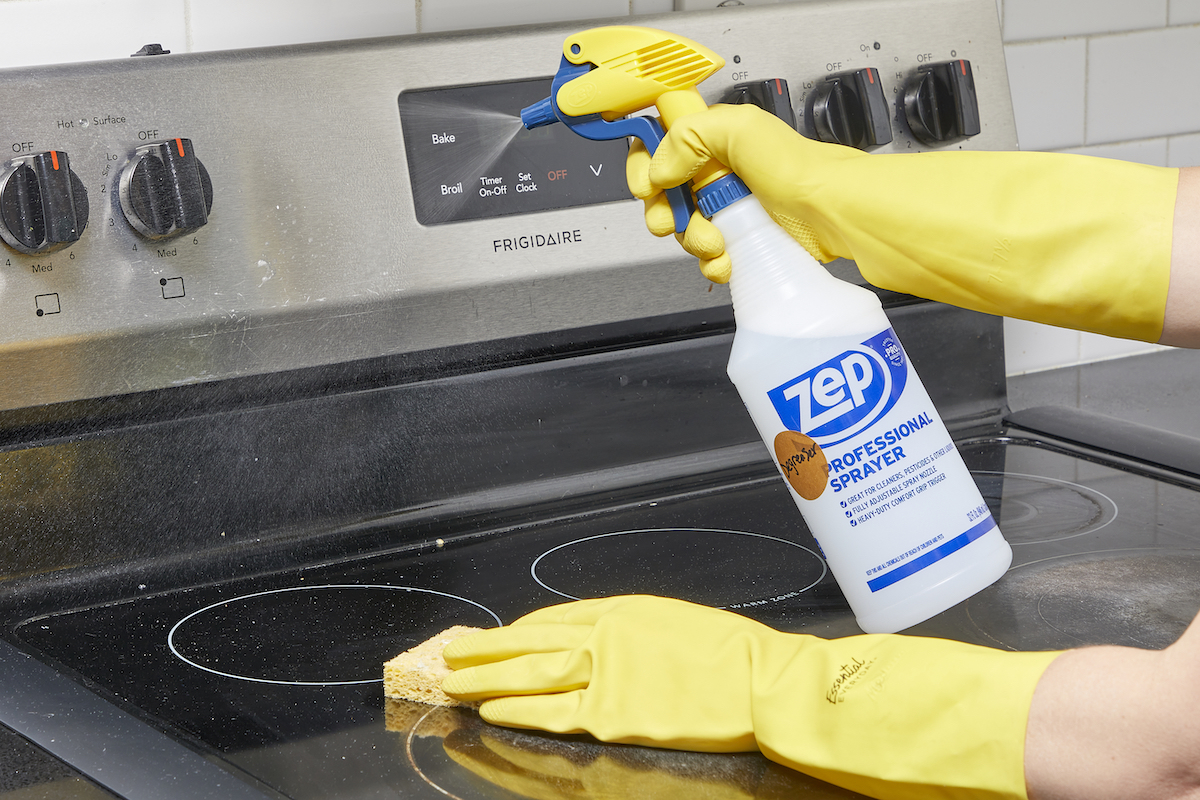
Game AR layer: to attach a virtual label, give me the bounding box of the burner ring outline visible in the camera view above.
[531,527,827,606]
[972,470,1119,545]
[167,584,502,686]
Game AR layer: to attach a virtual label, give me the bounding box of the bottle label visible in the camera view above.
[735,325,1002,609]
[766,329,907,448]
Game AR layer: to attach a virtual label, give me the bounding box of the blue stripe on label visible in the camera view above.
[867,515,997,593]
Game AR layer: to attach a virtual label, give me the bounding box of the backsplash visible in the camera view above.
[0,0,1193,375]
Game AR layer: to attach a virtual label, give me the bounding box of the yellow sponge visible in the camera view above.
[383,625,482,707]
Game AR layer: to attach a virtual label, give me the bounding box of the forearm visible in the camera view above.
[1162,166,1200,347]
[1025,614,1200,800]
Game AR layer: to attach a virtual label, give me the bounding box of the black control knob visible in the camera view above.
[721,79,797,129]
[902,60,981,146]
[0,151,89,254]
[803,68,892,149]
[119,138,213,239]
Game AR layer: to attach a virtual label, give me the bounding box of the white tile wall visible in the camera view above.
[1004,320,1170,376]
[1003,319,1086,375]
[1062,138,1168,166]
[1088,25,1200,144]
[632,0,674,13]
[1003,0,1165,42]
[1004,38,1086,150]
[1170,0,1200,25]
[1169,132,1200,167]
[189,0,415,51]
[1079,332,1169,364]
[420,0,628,34]
[0,0,1195,375]
[675,0,779,9]
[0,0,187,69]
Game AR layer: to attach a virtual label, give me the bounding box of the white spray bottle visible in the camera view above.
[699,177,1011,633]
[524,25,1011,633]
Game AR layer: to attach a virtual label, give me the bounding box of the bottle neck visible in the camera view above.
[714,196,828,326]
[711,194,882,338]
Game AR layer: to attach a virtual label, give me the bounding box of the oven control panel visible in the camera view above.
[0,0,1014,412]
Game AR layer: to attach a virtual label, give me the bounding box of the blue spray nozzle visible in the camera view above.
[519,57,696,232]
[521,96,558,130]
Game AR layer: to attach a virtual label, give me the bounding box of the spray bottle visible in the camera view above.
[522,26,1011,633]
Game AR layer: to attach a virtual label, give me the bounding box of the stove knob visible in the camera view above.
[0,150,89,254]
[119,138,213,239]
[902,60,981,146]
[721,78,797,129]
[803,68,892,149]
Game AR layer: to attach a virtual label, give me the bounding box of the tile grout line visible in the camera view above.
[183,0,193,53]
[1081,33,1089,146]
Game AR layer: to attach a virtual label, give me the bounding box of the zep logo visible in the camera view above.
[767,329,908,447]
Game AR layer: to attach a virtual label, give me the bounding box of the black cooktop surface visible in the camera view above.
[8,436,1200,800]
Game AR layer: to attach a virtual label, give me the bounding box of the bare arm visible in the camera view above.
[1025,611,1200,800]
[1161,167,1200,347]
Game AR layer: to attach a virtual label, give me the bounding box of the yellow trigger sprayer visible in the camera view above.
[522,25,1017,634]
[520,26,740,233]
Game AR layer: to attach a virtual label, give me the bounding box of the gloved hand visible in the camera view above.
[626,103,1178,342]
[442,595,1061,800]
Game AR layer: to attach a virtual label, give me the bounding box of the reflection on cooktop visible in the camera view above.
[966,550,1200,650]
[168,586,501,686]
[530,528,827,611]
[391,700,864,800]
[973,471,1117,545]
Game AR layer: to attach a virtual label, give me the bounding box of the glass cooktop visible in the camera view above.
[8,436,1200,800]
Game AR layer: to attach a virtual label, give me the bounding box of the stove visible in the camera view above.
[1,1,1198,798]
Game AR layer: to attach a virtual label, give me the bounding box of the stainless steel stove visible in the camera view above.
[1,1,1198,798]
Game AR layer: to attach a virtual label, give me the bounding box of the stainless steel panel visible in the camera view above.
[0,0,1013,410]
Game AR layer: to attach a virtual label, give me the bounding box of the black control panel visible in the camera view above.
[398,79,631,225]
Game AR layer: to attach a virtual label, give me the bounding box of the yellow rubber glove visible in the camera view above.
[442,595,1061,800]
[627,104,1178,342]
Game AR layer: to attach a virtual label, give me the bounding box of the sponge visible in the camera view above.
[383,625,482,707]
